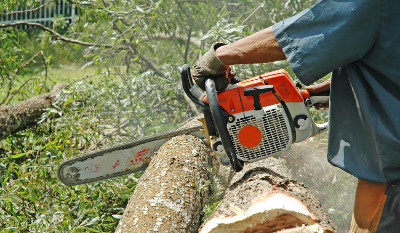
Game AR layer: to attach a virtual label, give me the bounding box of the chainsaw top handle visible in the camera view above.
[180,64,208,110]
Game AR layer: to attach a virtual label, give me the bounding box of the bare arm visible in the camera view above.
[216,26,286,65]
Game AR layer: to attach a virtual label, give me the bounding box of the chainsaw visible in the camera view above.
[57,65,329,185]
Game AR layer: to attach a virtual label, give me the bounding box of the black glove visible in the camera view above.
[192,43,230,91]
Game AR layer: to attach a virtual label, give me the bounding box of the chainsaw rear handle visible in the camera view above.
[308,91,330,136]
[309,91,330,106]
[205,78,244,172]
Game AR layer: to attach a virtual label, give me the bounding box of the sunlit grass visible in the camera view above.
[0,64,102,104]
[47,64,100,83]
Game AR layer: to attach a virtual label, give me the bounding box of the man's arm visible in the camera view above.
[216,26,286,65]
[191,26,287,91]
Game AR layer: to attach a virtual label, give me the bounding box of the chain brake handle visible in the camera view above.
[204,78,244,172]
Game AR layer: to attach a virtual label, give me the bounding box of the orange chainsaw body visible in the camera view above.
[203,69,306,115]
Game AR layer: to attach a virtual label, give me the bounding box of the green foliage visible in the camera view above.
[0,74,146,232]
[0,30,27,76]
[0,29,26,92]
[0,67,190,231]
[202,200,221,222]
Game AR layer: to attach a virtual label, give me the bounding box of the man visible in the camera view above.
[192,0,400,232]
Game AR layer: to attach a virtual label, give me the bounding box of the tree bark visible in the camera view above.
[115,134,210,233]
[200,157,336,233]
[0,84,65,140]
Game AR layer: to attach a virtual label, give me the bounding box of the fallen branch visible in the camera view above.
[0,84,66,140]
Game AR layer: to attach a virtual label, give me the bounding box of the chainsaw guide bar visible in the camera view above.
[57,125,205,186]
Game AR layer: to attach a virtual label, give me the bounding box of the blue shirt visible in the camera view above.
[273,0,400,182]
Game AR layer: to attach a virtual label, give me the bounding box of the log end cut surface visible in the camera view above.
[200,157,335,233]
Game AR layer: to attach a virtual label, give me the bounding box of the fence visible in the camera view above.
[0,0,77,28]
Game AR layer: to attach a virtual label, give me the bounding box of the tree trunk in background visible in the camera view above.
[0,84,65,140]
[115,135,210,233]
[199,157,336,233]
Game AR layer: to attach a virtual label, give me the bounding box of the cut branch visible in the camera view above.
[0,84,66,140]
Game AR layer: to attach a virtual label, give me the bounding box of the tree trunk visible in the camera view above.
[0,84,65,140]
[115,134,210,233]
[199,157,336,233]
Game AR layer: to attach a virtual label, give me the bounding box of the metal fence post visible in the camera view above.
[0,0,76,28]
[71,4,75,23]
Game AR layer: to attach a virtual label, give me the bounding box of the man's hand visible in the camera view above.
[306,79,331,109]
[192,43,231,91]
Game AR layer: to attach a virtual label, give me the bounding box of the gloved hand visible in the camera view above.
[306,79,331,109]
[192,43,230,91]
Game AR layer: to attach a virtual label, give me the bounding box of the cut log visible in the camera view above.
[200,157,336,233]
[115,134,210,233]
[279,135,357,232]
[0,84,65,140]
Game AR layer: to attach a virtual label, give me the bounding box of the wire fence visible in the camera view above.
[0,0,77,28]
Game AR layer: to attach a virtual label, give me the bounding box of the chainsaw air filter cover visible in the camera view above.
[227,104,292,162]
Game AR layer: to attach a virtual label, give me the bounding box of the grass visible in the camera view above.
[0,64,102,104]
[47,64,100,83]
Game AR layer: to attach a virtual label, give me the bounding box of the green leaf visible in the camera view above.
[10,152,29,159]
[95,65,103,75]
[64,94,74,106]
[84,216,100,226]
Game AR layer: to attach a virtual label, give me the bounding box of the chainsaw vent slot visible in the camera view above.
[227,105,292,162]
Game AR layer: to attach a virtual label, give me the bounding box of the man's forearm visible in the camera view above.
[216,26,286,65]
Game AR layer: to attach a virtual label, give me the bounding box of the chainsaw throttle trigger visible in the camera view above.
[244,85,274,110]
